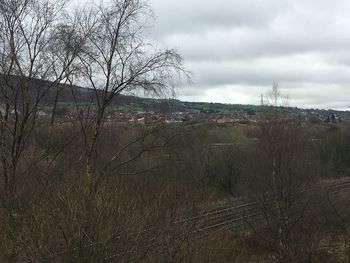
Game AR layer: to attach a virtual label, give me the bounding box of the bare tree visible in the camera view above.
[69,0,186,191]
[0,1,92,260]
[0,0,87,203]
[247,85,317,262]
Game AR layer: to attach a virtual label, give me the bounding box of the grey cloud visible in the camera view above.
[151,0,288,36]
[147,0,350,109]
[162,25,350,62]
[71,0,350,109]
[187,55,350,87]
[286,83,350,110]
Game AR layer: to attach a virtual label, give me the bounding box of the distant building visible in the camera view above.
[10,109,20,115]
[325,113,342,123]
[216,116,234,124]
[37,111,47,117]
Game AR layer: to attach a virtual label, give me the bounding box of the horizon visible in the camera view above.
[123,91,350,112]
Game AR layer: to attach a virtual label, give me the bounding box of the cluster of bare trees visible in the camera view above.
[0,0,185,201]
[0,0,190,261]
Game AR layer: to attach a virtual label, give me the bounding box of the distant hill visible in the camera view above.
[1,75,349,118]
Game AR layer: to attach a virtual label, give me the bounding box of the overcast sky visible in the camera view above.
[148,0,350,110]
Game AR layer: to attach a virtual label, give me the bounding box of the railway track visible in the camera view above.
[178,178,350,234]
[37,178,350,261]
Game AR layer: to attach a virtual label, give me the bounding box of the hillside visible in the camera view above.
[1,76,349,120]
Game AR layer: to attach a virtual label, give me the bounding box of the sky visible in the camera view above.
[149,0,350,110]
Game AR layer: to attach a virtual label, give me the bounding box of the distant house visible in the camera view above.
[325,113,342,123]
[216,116,234,124]
[37,111,47,117]
[137,117,145,125]
[128,118,136,125]
[127,117,146,125]
[165,118,182,124]
[10,109,20,115]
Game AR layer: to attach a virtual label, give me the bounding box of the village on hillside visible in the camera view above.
[25,102,348,126]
